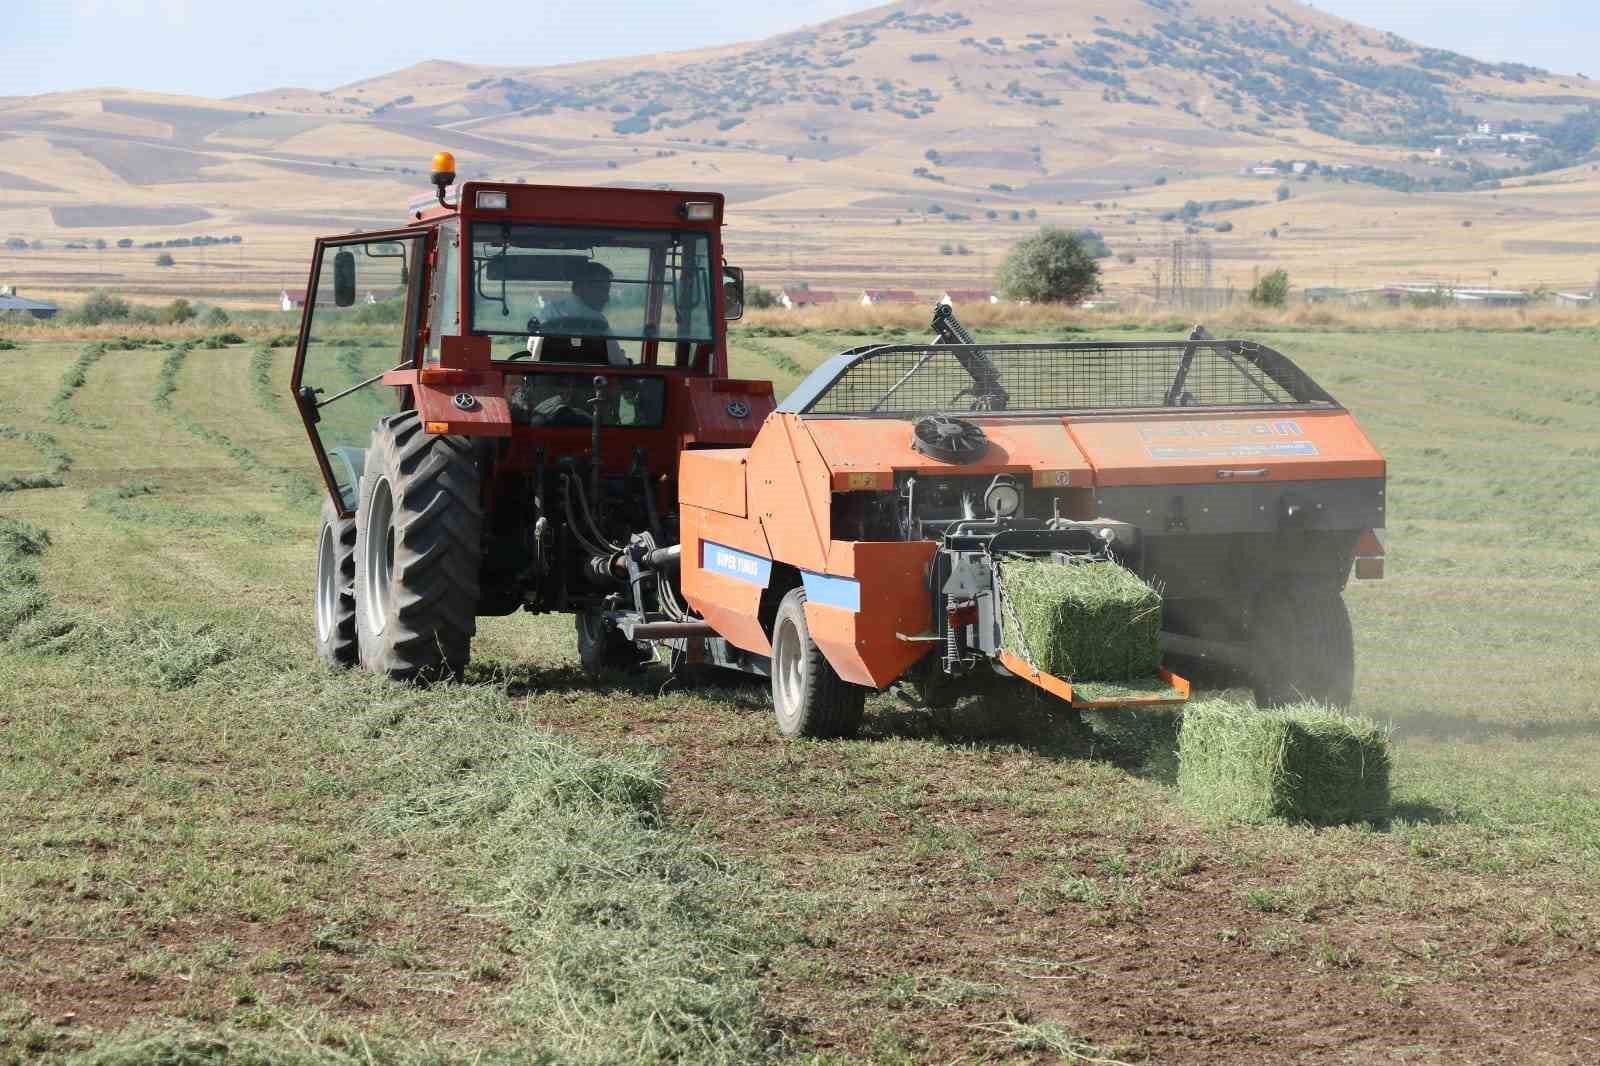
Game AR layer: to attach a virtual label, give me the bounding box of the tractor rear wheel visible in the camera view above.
[575,610,643,676]
[770,588,866,738]
[314,495,358,668]
[1249,586,1355,708]
[354,411,482,681]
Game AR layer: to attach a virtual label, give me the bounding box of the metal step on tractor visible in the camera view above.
[291,155,1387,737]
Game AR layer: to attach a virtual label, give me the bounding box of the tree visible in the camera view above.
[203,306,230,326]
[997,227,1103,305]
[746,285,779,310]
[94,238,107,251]
[1249,269,1290,308]
[155,252,175,268]
[162,298,197,324]
[116,238,134,249]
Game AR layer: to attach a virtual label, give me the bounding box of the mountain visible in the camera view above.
[5,0,1600,305]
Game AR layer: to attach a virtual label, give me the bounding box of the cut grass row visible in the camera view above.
[0,517,782,1063]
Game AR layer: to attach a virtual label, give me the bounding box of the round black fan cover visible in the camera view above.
[911,415,989,464]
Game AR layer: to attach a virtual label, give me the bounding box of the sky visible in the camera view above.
[1,1,1597,100]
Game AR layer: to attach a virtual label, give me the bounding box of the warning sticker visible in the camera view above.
[1137,419,1319,461]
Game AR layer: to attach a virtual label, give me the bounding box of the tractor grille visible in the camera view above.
[797,340,1335,415]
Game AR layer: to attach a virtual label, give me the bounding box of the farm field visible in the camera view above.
[0,324,1597,1063]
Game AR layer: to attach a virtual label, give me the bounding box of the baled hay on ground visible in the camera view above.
[999,558,1163,682]
[1178,700,1392,826]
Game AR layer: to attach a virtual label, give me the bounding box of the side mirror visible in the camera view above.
[723,265,745,321]
[333,250,356,308]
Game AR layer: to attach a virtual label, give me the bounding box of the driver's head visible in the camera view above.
[572,261,613,312]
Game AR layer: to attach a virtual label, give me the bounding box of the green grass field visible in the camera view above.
[0,326,1597,1064]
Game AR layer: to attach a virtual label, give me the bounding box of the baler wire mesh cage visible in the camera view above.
[800,340,1334,415]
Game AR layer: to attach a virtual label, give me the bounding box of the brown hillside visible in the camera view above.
[4,0,1600,306]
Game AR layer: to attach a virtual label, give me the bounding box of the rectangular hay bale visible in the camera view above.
[998,558,1163,682]
[1177,700,1391,826]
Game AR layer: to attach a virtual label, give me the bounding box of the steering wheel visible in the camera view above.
[530,393,593,427]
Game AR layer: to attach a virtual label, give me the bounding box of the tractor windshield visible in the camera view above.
[469,223,714,349]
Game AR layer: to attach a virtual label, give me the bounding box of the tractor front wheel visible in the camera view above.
[575,610,643,676]
[354,411,482,681]
[1248,586,1355,708]
[314,496,358,668]
[770,588,866,739]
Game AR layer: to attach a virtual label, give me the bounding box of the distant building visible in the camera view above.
[778,287,838,309]
[860,289,918,306]
[1452,288,1530,308]
[0,287,58,320]
[938,289,998,307]
[1251,166,1282,178]
[1303,286,1348,305]
[281,289,307,312]
[1555,291,1595,307]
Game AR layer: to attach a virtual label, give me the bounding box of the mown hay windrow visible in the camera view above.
[999,557,1163,681]
[1178,700,1392,826]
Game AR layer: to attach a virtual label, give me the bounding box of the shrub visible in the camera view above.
[746,285,779,310]
[1276,183,1293,202]
[75,290,130,325]
[997,226,1103,304]
[1250,269,1290,307]
[203,306,230,326]
[154,252,175,268]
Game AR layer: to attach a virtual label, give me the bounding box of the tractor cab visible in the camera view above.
[290,152,757,515]
[290,155,772,679]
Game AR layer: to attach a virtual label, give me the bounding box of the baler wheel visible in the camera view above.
[313,495,358,669]
[771,588,866,739]
[1249,587,1355,708]
[354,411,481,682]
[576,610,643,676]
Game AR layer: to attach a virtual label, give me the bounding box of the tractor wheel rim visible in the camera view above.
[315,523,336,643]
[364,477,395,636]
[774,617,803,725]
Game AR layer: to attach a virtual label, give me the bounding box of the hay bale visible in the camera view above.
[1177,700,1391,826]
[999,558,1162,681]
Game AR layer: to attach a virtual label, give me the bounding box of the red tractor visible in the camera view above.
[292,154,770,680]
[292,157,1386,736]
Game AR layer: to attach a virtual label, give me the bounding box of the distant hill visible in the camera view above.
[5,0,1600,304]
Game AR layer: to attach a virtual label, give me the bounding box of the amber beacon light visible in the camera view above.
[430,151,457,206]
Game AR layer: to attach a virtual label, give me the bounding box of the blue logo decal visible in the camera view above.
[702,541,772,587]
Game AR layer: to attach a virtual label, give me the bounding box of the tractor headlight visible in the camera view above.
[984,475,1023,518]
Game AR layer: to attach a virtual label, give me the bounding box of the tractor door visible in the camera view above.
[290,230,428,515]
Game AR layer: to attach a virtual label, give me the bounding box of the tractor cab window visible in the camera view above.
[469,223,714,364]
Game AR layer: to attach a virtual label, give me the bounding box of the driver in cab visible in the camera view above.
[526,260,628,367]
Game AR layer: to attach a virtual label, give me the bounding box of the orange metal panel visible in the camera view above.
[805,417,1093,484]
[807,540,938,688]
[748,414,832,574]
[1066,410,1385,488]
[679,448,750,518]
[679,504,772,656]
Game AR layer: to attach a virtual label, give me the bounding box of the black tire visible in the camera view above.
[354,411,481,681]
[575,610,643,676]
[770,588,866,738]
[1249,587,1355,708]
[313,495,358,668]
